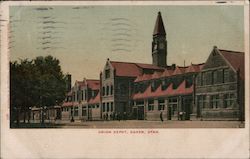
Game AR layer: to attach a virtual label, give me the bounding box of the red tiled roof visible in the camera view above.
[86,80,100,90]
[88,92,100,104]
[140,74,152,82]
[135,63,164,70]
[161,69,173,77]
[185,64,204,73]
[151,71,162,79]
[62,102,73,107]
[134,75,143,82]
[110,61,142,77]
[153,12,166,36]
[219,49,245,79]
[173,80,193,95]
[172,66,186,75]
[110,61,164,77]
[132,80,193,100]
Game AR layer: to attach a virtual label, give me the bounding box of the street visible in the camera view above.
[12,120,245,128]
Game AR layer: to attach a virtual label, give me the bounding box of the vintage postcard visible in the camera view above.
[0,1,249,158]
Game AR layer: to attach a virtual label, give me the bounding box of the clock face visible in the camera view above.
[159,43,165,49]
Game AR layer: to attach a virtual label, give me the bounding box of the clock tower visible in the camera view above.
[152,12,167,67]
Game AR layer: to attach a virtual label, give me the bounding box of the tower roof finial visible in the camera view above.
[153,11,166,36]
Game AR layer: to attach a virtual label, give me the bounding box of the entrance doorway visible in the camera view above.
[137,106,144,120]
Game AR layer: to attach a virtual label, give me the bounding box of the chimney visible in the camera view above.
[66,74,72,92]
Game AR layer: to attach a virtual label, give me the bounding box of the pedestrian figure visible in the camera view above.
[160,111,163,122]
[179,111,183,121]
[105,113,108,121]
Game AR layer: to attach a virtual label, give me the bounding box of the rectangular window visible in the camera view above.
[217,69,223,84]
[201,72,205,86]
[82,106,87,116]
[210,95,220,109]
[105,69,110,79]
[106,86,109,96]
[212,70,217,84]
[224,68,230,83]
[198,95,206,109]
[168,98,178,115]
[224,93,236,108]
[102,103,106,112]
[196,74,201,86]
[96,104,99,108]
[107,103,110,112]
[205,71,212,85]
[158,99,165,110]
[148,100,154,111]
[111,102,113,112]
[102,87,105,96]
[74,107,78,116]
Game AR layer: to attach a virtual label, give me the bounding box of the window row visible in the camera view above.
[197,68,236,86]
[102,85,113,96]
[69,89,99,102]
[102,102,114,112]
[197,93,237,109]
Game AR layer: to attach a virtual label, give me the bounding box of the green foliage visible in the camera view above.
[10,55,67,111]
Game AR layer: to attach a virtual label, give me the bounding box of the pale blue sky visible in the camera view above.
[10,5,244,82]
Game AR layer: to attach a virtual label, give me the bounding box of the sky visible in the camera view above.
[9,5,244,83]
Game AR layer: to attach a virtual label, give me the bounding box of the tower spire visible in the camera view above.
[153,11,166,36]
[152,11,167,67]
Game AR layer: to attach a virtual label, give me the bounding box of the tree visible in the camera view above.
[10,55,67,127]
[33,56,67,124]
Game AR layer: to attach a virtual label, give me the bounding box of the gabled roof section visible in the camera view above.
[141,74,152,81]
[161,69,173,77]
[219,49,245,79]
[172,66,186,75]
[153,12,166,36]
[86,79,100,90]
[135,63,164,70]
[185,63,204,73]
[110,61,142,77]
[151,71,162,79]
[110,60,164,77]
[134,75,143,82]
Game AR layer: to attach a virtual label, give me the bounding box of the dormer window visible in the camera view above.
[105,69,110,79]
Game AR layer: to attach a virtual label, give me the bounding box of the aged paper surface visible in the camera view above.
[1,1,249,158]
